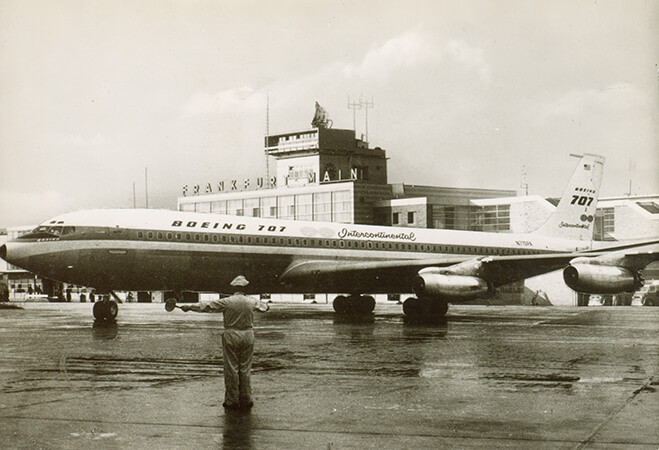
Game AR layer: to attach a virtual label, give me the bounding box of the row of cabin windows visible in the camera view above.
[134,230,541,256]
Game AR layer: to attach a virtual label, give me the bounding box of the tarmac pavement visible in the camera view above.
[0,302,657,449]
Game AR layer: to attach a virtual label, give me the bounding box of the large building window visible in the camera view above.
[261,197,277,218]
[392,212,400,225]
[197,202,211,213]
[244,198,260,217]
[211,200,227,214]
[406,211,415,224]
[480,204,510,232]
[295,193,313,221]
[313,192,332,221]
[594,207,616,241]
[332,190,352,223]
[431,206,454,229]
[227,199,243,216]
[636,202,659,214]
[180,203,195,212]
[279,195,295,220]
[602,207,615,235]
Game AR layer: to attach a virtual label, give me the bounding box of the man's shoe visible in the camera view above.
[240,401,254,409]
[223,402,240,410]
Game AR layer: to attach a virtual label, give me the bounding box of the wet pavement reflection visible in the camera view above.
[222,409,254,449]
[0,303,657,448]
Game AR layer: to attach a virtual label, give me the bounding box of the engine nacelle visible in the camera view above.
[414,273,494,301]
[563,264,643,294]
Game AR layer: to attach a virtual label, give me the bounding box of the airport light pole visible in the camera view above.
[145,167,149,208]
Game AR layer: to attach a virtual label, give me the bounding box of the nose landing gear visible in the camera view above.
[92,293,120,322]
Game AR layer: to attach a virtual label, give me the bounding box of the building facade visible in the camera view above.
[179,126,516,230]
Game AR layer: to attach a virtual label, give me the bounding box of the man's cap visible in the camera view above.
[230,275,249,287]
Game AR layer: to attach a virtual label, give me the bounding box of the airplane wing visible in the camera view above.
[281,240,659,295]
[581,239,659,255]
[564,242,659,294]
[280,253,579,294]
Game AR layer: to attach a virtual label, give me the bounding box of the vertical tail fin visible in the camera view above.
[533,153,605,240]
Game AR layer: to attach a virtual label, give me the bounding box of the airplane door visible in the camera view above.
[105,227,136,287]
[105,248,136,287]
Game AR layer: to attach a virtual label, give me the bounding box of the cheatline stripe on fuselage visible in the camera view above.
[31,209,590,252]
[16,225,566,259]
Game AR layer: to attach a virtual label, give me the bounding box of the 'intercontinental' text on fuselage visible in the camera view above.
[338,228,417,242]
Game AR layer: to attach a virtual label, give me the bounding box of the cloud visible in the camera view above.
[537,82,647,121]
[444,39,491,83]
[342,32,491,86]
[0,190,70,227]
[51,132,106,149]
[342,31,438,80]
[181,86,262,117]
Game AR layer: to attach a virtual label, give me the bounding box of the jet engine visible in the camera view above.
[414,273,494,301]
[563,264,643,294]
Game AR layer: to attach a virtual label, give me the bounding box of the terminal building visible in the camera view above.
[178,125,518,232]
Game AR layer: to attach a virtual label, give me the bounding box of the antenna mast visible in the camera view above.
[627,160,636,196]
[265,95,270,189]
[360,97,374,143]
[347,96,362,132]
[520,165,528,195]
[144,167,149,208]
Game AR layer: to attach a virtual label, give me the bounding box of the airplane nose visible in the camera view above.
[0,244,6,261]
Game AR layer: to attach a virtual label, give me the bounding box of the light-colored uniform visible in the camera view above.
[195,293,268,407]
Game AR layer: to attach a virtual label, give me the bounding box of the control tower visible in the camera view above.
[264,126,388,188]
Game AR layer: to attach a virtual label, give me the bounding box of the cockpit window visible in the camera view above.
[47,226,64,236]
[62,226,76,235]
[20,224,75,240]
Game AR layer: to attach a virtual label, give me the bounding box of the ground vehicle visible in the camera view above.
[632,281,659,306]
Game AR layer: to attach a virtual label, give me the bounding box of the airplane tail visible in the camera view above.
[532,153,605,241]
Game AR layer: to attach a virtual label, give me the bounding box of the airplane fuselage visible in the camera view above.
[5,209,588,295]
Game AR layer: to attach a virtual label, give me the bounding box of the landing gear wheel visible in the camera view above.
[403,297,422,316]
[403,297,449,323]
[93,299,119,322]
[429,300,449,317]
[358,295,376,314]
[333,295,376,315]
[333,295,350,314]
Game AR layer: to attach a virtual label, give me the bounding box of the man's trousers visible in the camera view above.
[221,329,255,406]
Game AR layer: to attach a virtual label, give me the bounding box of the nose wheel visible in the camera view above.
[92,295,119,322]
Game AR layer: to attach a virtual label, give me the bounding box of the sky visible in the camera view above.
[1,0,657,228]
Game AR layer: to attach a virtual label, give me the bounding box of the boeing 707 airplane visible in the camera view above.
[2,153,656,322]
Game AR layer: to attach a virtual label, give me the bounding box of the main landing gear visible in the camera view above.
[402,296,449,322]
[92,292,120,322]
[332,295,376,315]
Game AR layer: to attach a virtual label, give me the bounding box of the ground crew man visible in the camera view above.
[180,275,269,410]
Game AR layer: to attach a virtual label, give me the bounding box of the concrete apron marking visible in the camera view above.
[575,376,656,449]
